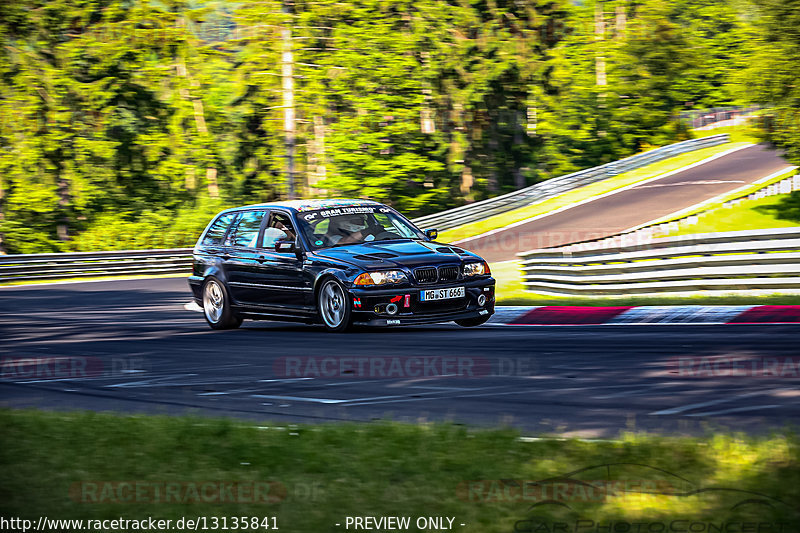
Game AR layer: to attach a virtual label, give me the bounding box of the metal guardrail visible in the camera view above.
[0,248,194,283]
[517,228,800,296]
[679,105,760,130]
[411,134,730,231]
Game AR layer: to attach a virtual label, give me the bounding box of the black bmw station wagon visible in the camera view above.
[188,199,495,331]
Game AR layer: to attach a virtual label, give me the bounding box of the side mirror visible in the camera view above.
[425,229,438,241]
[275,240,296,253]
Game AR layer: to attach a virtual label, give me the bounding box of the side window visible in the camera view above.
[262,212,298,250]
[201,213,236,246]
[228,211,266,248]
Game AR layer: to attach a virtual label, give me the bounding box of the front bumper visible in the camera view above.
[348,277,495,326]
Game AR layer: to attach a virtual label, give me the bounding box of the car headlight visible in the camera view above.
[354,270,407,286]
[463,262,490,276]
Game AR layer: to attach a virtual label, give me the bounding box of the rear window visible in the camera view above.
[201,213,236,246]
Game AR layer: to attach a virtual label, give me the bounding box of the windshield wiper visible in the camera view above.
[325,237,413,248]
[369,237,413,243]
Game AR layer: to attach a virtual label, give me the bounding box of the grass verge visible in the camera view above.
[638,167,798,232]
[691,123,763,144]
[665,187,800,237]
[662,193,800,237]
[1,409,798,532]
[439,141,755,243]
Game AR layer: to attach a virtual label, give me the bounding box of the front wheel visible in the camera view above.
[455,315,491,327]
[317,278,352,332]
[202,277,242,330]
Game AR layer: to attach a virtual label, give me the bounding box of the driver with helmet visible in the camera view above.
[327,214,373,245]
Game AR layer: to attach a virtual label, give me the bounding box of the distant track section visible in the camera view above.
[411,134,730,231]
[457,144,791,262]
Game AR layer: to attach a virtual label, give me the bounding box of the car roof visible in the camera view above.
[224,198,386,214]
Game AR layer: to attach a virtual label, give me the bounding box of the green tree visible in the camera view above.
[0,0,239,253]
[0,0,775,253]
[739,0,800,164]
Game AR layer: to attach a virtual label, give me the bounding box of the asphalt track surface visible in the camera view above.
[2,278,799,438]
[459,144,792,262]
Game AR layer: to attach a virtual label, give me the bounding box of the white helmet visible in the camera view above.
[338,216,367,233]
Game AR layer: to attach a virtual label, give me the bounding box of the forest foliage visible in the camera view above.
[0,0,795,253]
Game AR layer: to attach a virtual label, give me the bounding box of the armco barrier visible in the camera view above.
[0,248,193,283]
[411,134,730,231]
[517,228,800,296]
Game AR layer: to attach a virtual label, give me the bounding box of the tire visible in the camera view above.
[455,315,491,327]
[317,278,352,332]
[202,277,243,330]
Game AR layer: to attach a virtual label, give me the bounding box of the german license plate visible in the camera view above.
[420,287,465,301]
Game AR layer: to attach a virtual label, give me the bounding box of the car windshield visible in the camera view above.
[296,205,425,250]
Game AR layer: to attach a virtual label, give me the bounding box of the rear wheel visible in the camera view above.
[202,277,242,330]
[317,278,352,332]
[455,315,491,327]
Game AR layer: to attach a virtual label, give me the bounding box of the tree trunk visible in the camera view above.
[488,119,499,193]
[57,169,70,242]
[176,16,218,198]
[460,165,474,197]
[514,111,525,189]
[0,183,5,253]
[307,115,326,196]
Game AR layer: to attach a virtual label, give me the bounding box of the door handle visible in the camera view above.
[221,253,231,260]
[257,255,267,263]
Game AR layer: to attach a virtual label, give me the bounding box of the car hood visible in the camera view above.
[313,240,482,270]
